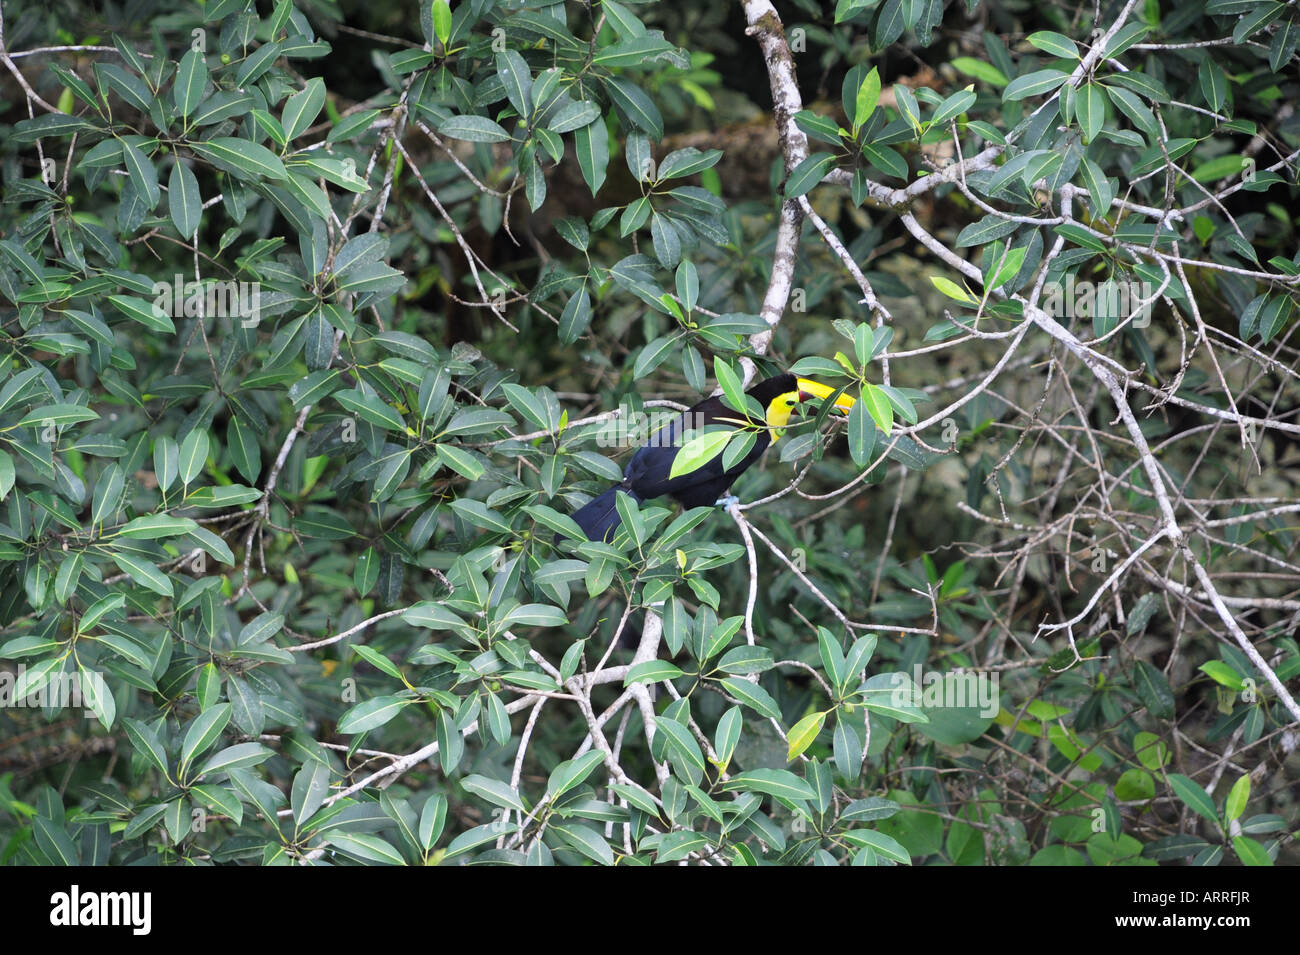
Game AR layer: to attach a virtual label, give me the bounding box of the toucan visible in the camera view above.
[571,374,855,541]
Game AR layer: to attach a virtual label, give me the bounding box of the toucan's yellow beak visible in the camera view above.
[796,378,855,416]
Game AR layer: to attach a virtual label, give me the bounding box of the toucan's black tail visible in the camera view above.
[572,486,638,542]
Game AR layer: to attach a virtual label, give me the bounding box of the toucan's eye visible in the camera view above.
[786,398,796,406]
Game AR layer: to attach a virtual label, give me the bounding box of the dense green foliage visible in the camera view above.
[0,0,1297,866]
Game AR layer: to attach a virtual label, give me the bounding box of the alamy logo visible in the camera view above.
[49,885,151,935]
[596,410,747,449]
[890,666,1000,718]
[1040,275,1154,328]
[152,273,262,327]
[0,665,105,711]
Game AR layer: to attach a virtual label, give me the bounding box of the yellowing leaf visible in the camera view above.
[931,275,974,303]
[787,710,827,761]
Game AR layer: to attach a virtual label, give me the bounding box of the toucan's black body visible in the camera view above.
[572,374,801,542]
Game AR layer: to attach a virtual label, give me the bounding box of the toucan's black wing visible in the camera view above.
[570,374,798,541]
[623,395,772,507]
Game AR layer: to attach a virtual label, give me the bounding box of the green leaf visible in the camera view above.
[0,452,13,500]
[951,57,1008,88]
[1133,732,1170,771]
[650,213,681,268]
[719,768,815,802]
[546,750,606,800]
[1053,223,1107,253]
[550,821,614,865]
[173,49,209,119]
[1200,60,1227,112]
[16,404,99,427]
[193,91,255,128]
[652,716,705,784]
[632,334,676,380]
[606,76,663,138]
[931,275,974,303]
[190,137,288,181]
[235,40,282,85]
[336,391,407,432]
[1189,155,1250,183]
[714,706,742,768]
[325,831,405,865]
[180,703,232,776]
[848,828,912,864]
[594,35,678,68]
[624,660,685,686]
[785,152,837,198]
[559,287,592,344]
[432,0,452,45]
[1027,31,1079,58]
[121,140,160,210]
[1257,295,1293,345]
[420,793,448,849]
[338,695,411,734]
[1103,70,1169,104]
[116,513,200,540]
[620,196,652,235]
[439,114,513,143]
[179,428,209,484]
[1133,661,1175,719]
[1225,774,1250,823]
[1199,660,1245,691]
[658,147,722,180]
[1232,835,1272,866]
[861,383,894,435]
[123,718,169,777]
[434,444,484,481]
[168,160,202,240]
[1003,69,1069,101]
[106,293,173,335]
[1168,773,1220,828]
[574,117,609,195]
[462,774,527,814]
[79,593,125,633]
[930,88,976,128]
[841,797,900,822]
[713,357,748,416]
[670,429,733,480]
[1115,767,1155,801]
[655,830,709,862]
[33,816,80,865]
[987,245,1027,291]
[853,67,881,132]
[499,603,567,628]
[548,100,601,134]
[291,760,332,826]
[190,784,244,824]
[1078,157,1115,220]
[716,645,773,676]
[602,0,647,37]
[282,77,326,141]
[1076,83,1107,144]
[110,551,173,596]
[186,485,263,508]
[496,49,533,119]
[719,677,782,719]
[874,0,906,47]
[786,710,826,762]
[847,399,876,468]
